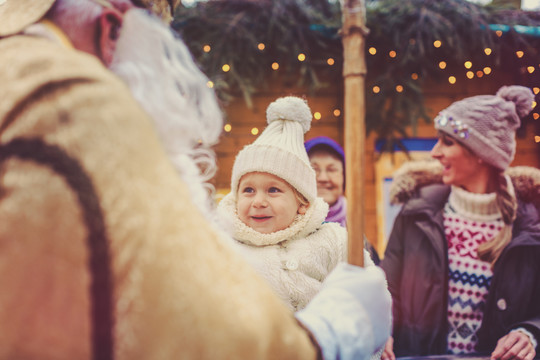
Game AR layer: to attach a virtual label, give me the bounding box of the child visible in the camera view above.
[218,96,374,311]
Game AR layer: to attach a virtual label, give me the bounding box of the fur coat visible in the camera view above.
[0,34,319,360]
[218,193,364,311]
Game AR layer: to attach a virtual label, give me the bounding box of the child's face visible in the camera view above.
[236,172,307,234]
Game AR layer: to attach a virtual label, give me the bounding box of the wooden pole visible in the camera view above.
[341,0,368,267]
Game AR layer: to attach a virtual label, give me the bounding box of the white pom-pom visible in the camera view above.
[497,85,535,119]
[266,96,312,133]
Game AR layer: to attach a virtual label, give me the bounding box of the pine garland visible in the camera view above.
[173,0,540,143]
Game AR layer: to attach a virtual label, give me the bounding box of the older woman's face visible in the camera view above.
[309,150,344,206]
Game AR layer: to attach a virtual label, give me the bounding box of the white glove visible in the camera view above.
[296,263,392,360]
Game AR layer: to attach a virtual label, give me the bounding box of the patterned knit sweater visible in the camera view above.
[444,185,504,354]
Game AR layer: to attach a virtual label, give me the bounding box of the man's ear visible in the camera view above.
[98,8,123,66]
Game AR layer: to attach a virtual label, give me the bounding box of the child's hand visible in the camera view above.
[381,336,395,360]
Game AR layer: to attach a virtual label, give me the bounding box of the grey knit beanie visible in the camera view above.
[434,85,535,171]
[231,96,317,203]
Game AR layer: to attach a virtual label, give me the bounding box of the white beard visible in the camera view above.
[109,9,223,219]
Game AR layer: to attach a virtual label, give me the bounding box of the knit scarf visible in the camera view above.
[217,193,329,246]
[326,196,347,227]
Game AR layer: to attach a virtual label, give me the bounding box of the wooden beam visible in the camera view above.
[341,0,368,267]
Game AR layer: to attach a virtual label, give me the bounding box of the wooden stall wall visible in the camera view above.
[212,72,540,258]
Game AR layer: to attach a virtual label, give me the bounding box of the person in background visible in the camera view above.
[218,97,376,312]
[0,1,392,359]
[305,136,380,264]
[305,136,347,226]
[380,85,540,360]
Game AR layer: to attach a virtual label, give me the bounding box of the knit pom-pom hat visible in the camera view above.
[231,96,317,203]
[434,85,535,171]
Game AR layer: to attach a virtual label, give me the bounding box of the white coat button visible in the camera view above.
[286,259,298,271]
[497,298,507,311]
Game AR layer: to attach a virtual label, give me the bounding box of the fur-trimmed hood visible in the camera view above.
[389,160,540,209]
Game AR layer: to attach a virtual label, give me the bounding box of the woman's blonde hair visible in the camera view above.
[477,172,517,266]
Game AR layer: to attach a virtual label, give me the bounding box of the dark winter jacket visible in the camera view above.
[380,161,540,357]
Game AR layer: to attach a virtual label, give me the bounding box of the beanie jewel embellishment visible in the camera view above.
[433,85,534,171]
[435,113,470,139]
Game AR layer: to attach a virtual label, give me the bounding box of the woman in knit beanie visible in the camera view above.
[218,96,377,312]
[380,85,540,360]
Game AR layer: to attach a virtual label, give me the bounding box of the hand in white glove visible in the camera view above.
[296,262,392,360]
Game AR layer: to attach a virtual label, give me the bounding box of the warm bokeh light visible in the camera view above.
[224,124,232,132]
[203,44,211,53]
[483,67,492,75]
[327,58,335,65]
[433,40,442,48]
[373,86,381,94]
[448,76,456,84]
[496,30,503,37]
[314,112,322,120]
[484,48,492,55]
[464,61,472,69]
[533,113,539,120]
[439,61,447,69]
[389,50,397,58]
[535,135,540,143]
[476,71,484,78]
[251,128,259,135]
[369,47,377,55]
[222,64,230,72]
[528,66,535,73]
[333,109,341,117]
[466,71,474,79]
[298,53,306,61]
[271,62,279,70]
[396,85,404,93]
[258,43,265,51]
[533,101,537,108]
[207,81,214,88]
[533,87,540,95]
[516,51,524,58]
[411,73,419,80]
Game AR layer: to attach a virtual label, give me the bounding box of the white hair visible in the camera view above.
[110,9,223,216]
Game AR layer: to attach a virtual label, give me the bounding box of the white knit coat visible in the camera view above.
[218,193,373,311]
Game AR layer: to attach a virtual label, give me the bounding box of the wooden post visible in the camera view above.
[341,0,368,267]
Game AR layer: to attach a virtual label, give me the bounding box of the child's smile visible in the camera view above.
[236,172,306,234]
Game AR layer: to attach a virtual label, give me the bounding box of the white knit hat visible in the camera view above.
[231,96,317,203]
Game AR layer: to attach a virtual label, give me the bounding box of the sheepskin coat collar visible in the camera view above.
[389,160,540,210]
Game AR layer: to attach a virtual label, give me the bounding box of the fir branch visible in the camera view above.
[173,0,540,147]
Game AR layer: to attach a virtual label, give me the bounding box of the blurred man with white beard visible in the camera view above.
[0,1,391,359]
